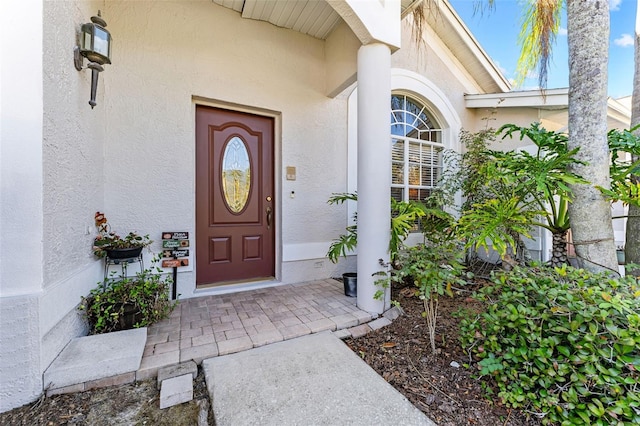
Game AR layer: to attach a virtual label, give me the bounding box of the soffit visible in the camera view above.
[210,0,509,93]
[211,0,422,40]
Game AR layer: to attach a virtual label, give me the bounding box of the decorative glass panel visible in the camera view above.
[222,137,251,213]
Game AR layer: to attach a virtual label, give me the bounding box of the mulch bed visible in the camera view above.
[345,283,543,426]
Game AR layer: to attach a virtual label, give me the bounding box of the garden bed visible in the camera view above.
[346,282,542,426]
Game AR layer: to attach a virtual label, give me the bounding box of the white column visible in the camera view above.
[356,43,391,314]
[0,0,45,412]
[0,0,44,297]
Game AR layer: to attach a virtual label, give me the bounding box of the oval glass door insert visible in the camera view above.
[222,136,251,213]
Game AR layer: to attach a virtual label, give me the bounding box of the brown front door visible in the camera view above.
[195,106,275,286]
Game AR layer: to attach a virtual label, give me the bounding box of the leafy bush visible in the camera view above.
[79,263,175,334]
[392,242,467,353]
[326,193,425,263]
[459,265,640,425]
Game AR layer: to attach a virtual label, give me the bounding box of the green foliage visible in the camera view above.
[444,128,498,212]
[599,126,640,208]
[390,198,426,257]
[392,243,466,299]
[457,196,539,258]
[79,261,175,334]
[494,123,587,234]
[513,0,562,88]
[459,265,640,425]
[452,123,586,264]
[326,192,425,263]
[92,212,153,258]
[93,231,152,258]
[391,242,467,353]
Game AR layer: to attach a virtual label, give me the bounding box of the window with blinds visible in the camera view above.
[390,94,443,203]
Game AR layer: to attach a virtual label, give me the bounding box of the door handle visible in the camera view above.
[266,206,272,229]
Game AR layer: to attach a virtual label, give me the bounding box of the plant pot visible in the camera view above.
[342,272,357,297]
[115,302,143,331]
[106,247,143,259]
[617,249,625,265]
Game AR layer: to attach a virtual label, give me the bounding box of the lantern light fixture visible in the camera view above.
[74,11,112,109]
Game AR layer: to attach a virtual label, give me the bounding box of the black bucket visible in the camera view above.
[342,272,357,297]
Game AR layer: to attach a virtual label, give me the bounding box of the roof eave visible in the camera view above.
[427,0,511,93]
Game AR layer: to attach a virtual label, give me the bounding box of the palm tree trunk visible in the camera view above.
[566,0,619,274]
[550,230,568,267]
[625,3,640,277]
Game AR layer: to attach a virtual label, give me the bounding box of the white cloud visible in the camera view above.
[609,0,622,11]
[558,27,567,36]
[494,60,508,76]
[614,33,634,47]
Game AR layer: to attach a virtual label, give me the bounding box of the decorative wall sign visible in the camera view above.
[162,249,189,258]
[162,258,189,268]
[162,232,189,240]
[161,232,191,300]
[162,239,190,248]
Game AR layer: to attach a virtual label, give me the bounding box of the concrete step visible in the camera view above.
[43,328,147,395]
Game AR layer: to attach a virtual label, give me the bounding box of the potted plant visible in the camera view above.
[79,260,176,334]
[92,212,152,259]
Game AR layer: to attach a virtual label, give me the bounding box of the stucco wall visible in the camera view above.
[43,0,106,287]
[101,1,349,293]
[392,19,479,131]
[41,0,106,325]
[1,0,46,412]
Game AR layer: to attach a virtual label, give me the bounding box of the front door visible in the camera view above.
[195,106,275,286]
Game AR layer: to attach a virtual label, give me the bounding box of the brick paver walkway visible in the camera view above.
[137,279,376,380]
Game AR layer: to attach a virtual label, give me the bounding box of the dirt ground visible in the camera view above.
[1,281,542,426]
[346,283,542,426]
[0,367,213,426]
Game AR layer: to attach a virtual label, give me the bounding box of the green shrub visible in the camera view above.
[392,242,467,353]
[459,265,640,425]
[79,264,176,334]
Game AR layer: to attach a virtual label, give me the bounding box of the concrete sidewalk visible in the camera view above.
[203,332,436,426]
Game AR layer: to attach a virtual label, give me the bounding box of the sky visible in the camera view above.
[448,0,637,99]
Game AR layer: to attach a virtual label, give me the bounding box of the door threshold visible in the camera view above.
[192,278,280,297]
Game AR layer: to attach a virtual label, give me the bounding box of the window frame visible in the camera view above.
[390,93,444,203]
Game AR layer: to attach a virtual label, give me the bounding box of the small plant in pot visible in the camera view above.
[79,260,176,334]
[92,211,152,259]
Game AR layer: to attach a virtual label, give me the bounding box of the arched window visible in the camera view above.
[390,94,443,202]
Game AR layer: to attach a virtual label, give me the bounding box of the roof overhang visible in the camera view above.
[211,0,422,41]
[465,88,571,110]
[425,0,511,93]
[465,88,632,130]
[210,0,511,94]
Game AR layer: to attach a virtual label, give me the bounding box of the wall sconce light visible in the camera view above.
[74,11,112,109]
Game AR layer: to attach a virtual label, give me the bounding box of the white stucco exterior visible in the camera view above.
[0,0,631,412]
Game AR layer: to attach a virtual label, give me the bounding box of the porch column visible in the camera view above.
[0,0,44,412]
[356,43,391,314]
